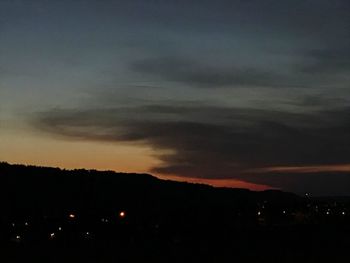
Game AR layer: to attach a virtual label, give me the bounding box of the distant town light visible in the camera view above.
[12,223,15,227]
[101,218,109,223]
[342,211,346,215]
[257,211,261,216]
[119,211,126,218]
[58,227,62,231]
[16,235,21,240]
[283,210,286,214]
[326,211,330,215]
[24,222,29,226]
[50,233,56,239]
[69,214,76,219]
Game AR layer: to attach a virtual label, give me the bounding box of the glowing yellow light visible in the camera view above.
[69,214,76,219]
[119,211,126,218]
[257,211,261,216]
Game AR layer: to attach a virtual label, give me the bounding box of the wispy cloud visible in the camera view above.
[299,47,350,80]
[250,164,350,174]
[130,57,290,88]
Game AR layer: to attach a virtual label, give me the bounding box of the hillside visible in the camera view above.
[0,162,300,217]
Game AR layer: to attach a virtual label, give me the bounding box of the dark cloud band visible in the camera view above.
[34,104,350,194]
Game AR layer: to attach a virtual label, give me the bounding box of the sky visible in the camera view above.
[1,0,350,195]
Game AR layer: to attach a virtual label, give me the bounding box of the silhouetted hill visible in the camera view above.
[0,162,301,219]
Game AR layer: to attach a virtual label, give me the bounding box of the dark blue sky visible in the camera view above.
[1,0,350,195]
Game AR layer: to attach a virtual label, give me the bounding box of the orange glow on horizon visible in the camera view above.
[1,127,272,191]
[0,128,159,174]
[153,174,272,191]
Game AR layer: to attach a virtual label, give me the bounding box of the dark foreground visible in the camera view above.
[1,223,350,263]
[0,162,349,262]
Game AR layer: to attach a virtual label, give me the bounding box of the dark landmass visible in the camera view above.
[0,162,349,262]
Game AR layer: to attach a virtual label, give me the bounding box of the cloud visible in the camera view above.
[33,103,350,194]
[130,57,300,89]
[250,164,350,174]
[130,47,350,89]
[300,47,350,76]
